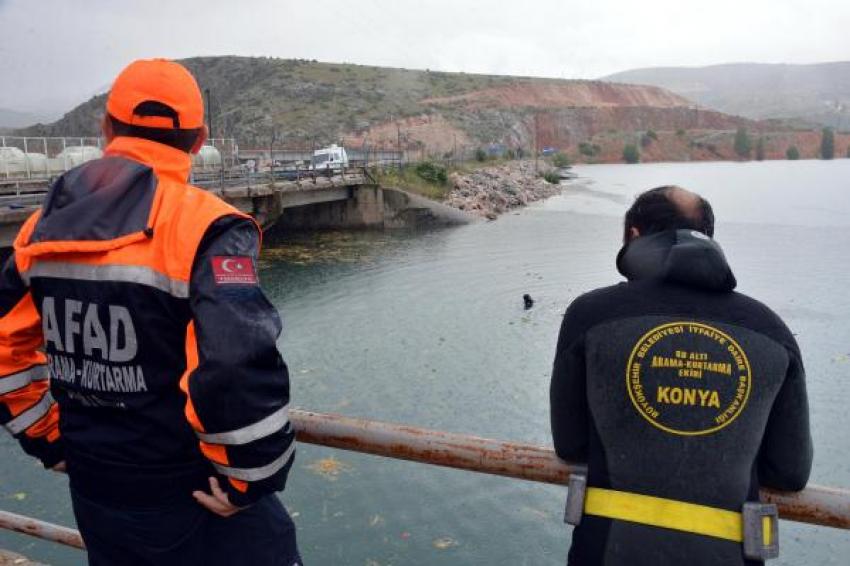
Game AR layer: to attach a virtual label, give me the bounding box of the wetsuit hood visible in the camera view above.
[616,229,737,292]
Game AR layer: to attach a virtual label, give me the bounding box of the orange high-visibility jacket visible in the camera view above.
[0,137,294,506]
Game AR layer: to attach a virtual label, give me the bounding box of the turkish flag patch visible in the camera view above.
[211,256,258,285]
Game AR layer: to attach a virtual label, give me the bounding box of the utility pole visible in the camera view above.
[397,121,402,169]
[205,88,214,141]
[453,134,457,166]
[534,114,539,174]
[269,128,276,182]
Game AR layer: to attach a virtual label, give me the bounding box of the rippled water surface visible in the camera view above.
[2,159,849,564]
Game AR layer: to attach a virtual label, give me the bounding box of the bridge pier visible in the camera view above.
[273,184,385,231]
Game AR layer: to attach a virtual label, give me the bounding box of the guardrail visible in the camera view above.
[0,137,238,181]
[1,409,848,553]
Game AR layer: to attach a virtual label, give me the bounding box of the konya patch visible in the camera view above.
[211,256,258,285]
[626,321,751,436]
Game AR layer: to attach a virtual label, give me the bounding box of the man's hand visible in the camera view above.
[193,476,244,517]
[52,461,66,473]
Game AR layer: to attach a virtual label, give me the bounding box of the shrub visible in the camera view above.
[734,127,752,158]
[786,146,800,160]
[505,149,517,160]
[821,127,835,159]
[578,142,601,157]
[542,170,561,184]
[414,161,448,185]
[552,152,571,168]
[641,130,658,148]
[622,143,640,164]
[676,128,686,137]
[474,148,488,162]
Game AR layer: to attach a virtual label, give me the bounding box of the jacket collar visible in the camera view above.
[104,136,192,184]
[616,229,737,292]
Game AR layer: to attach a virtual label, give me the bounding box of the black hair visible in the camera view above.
[107,101,202,152]
[623,185,714,243]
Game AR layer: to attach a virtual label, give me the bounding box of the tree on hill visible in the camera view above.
[786,146,800,160]
[641,130,658,148]
[755,137,765,161]
[623,143,640,164]
[578,142,602,158]
[734,127,752,158]
[820,127,835,159]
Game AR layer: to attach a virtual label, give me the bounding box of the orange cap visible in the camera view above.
[106,59,204,130]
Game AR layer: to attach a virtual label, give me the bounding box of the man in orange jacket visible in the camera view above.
[0,59,301,565]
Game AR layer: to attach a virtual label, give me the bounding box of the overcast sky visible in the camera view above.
[1,0,849,116]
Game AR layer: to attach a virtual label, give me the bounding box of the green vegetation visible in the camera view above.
[474,148,488,162]
[641,130,658,148]
[622,143,640,164]
[734,127,752,158]
[542,170,562,184]
[755,137,765,161]
[786,146,800,160]
[413,161,448,185]
[820,127,835,159]
[551,152,571,168]
[372,165,453,200]
[676,128,686,137]
[578,142,602,158]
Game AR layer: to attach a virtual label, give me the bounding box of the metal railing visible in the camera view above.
[0,137,238,181]
[1,409,848,553]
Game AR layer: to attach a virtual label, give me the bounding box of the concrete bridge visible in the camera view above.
[0,170,470,248]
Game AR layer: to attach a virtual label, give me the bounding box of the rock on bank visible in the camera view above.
[443,160,562,219]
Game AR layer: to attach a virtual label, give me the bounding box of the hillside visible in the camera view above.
[603,62,850,129]
[18,56,846,163]
[19,56,751,150]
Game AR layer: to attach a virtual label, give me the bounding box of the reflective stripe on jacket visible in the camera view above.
[7,136,294,506]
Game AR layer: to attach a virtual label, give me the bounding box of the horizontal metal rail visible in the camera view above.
[0,509,84,549]
[290,410,850,530]
[1,409,848,552]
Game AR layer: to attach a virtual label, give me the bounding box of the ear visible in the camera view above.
[102,115,115,143]
[190,125,209,155]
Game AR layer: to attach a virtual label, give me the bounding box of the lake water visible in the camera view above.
[2,159,849,565]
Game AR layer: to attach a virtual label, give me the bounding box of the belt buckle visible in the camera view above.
[742,502,779,560]
[564,474,587,526]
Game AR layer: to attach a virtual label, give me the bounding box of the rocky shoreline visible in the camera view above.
[442,160,563,219]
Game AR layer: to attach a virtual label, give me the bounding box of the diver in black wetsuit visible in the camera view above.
[550,186,812,566]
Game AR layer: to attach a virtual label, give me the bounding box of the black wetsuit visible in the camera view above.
[550,229,813,566]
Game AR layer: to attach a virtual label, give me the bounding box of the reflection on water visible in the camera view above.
[1,160,848,565]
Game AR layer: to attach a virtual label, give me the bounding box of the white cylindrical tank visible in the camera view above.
[0,147,27,176]
[24,152,49,175]
[0,147,48,176]
[56,146,103,168]
[192,145,222,169]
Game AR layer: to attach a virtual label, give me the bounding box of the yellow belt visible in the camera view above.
[584,487,772,545]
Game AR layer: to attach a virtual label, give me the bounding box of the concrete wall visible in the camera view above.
[273,185,385,231]
[381,187,475,229]
[270,185,475,232]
